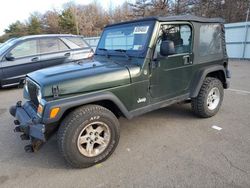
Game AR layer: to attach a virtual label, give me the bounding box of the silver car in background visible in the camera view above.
[0,38,17,49]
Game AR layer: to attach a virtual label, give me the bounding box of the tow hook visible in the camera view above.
[14,126,23,133]
[14,125,29,134]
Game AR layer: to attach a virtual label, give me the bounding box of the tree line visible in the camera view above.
[0,0,249,42]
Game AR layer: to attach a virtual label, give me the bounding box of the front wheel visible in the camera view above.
[191,77,224,118]
[57,105,120,168]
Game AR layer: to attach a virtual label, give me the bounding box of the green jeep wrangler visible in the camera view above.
[10,15,230,168]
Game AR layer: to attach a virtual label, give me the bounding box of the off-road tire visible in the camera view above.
[57,104,120,168]
[191,77,224,118]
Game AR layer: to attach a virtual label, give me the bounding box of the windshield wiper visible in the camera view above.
[114,49,131,60]
[97,48,110,58]
[98,48,107,51]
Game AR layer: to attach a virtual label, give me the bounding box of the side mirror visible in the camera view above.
[5,53,15,61]
[160,40,175,56]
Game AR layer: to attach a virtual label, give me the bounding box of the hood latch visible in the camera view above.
[52,85,59,98]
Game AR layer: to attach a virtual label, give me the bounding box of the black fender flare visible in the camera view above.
[189,65,227,98]
[42,91,131,124]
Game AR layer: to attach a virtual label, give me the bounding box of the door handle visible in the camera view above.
[183,55,192,65]
[31,57,39,62]
[64,52,71,57]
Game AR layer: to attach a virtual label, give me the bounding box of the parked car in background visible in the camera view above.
[0,38,17,49]
[0,34,93,87]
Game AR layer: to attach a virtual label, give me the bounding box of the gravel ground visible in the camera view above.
[0,60,249,188]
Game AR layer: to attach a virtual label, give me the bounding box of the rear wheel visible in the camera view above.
[191,77,224,118]
[57,105,120,168]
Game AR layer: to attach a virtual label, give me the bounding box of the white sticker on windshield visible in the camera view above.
[133,26,149,34]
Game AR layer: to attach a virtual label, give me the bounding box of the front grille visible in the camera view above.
[27,80,39,107]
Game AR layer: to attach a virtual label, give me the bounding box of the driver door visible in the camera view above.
[150,23,193,100]
[1,39,40,85]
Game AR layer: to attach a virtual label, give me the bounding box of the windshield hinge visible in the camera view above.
[52,85,59,98]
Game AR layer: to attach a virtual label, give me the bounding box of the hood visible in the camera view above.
[28,59,140,97]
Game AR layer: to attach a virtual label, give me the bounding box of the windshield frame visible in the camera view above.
[95,20,156,58]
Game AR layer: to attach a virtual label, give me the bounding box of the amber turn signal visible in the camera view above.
[50,107,60,119]
[37,104,43,115]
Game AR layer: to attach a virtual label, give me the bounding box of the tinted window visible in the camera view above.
[156,24,192,55]
[39,38,69,54]
[10,40,38,58]
[199,24,222,56]
[66,37,88,48]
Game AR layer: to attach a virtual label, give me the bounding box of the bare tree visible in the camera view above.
[129,0,153,17]
[150,0,171,15]
[111,1,133,23]
[42,10,61,34]
[76,2,109,36]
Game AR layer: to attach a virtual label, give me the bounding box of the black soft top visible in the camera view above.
[106,15,225,28]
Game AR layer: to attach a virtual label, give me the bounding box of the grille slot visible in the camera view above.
[27,80,39,107]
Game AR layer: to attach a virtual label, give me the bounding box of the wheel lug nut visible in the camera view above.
[90,132,93,135]
[95,132,98,136]
[95,137,98,141]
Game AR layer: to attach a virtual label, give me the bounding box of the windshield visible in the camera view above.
[0,38,19,55]
[96,21,155,57]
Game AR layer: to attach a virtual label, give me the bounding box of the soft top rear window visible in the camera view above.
[199,24,222,56]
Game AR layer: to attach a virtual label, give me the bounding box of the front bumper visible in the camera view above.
[10,101,46,152]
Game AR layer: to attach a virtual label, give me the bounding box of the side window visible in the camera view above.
[67,37,89,48]
[199,24,222,56]
[10,40,38,58]
[156,24,192,55]
[39,38,69,54]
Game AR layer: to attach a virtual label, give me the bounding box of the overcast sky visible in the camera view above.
[0,0,128,35]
